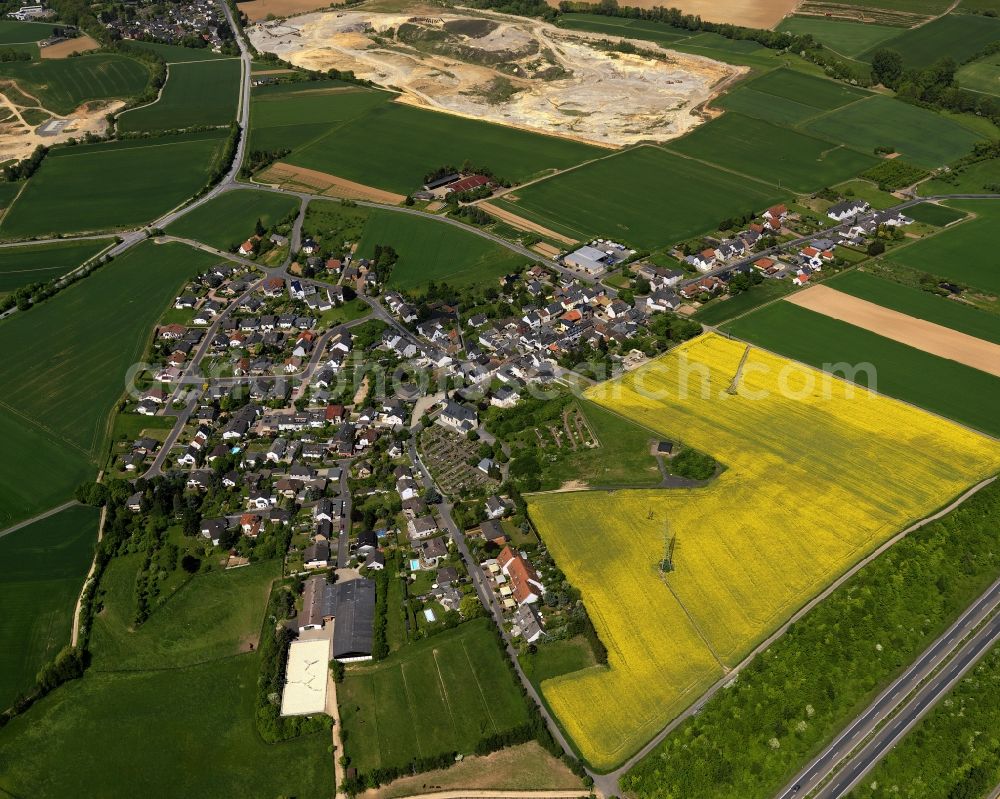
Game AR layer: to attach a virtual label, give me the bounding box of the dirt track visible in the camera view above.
[258,162,406,203]
[480,202,576,245]
[785,285,1000,377]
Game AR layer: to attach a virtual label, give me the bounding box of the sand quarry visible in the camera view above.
[248,8,742,147]
[0,89,121,163]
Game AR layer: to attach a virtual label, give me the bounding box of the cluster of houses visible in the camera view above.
[104,0,229,51]
[481,535,546,644]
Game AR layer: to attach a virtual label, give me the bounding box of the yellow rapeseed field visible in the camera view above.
[529,333,1000,771]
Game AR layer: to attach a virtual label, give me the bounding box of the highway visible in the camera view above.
[812,612,1000,799]
[776,577,1000,799]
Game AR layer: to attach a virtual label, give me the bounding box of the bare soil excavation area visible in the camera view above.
[248,7,740,147]
[785,285,1000,377]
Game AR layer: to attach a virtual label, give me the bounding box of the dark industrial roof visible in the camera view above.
[332,578,375,659]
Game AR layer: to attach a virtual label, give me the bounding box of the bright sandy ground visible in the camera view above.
[247,8,740,147]
[257,161,406,203]
[239,0,341,21]
[546,0,802,29]
[279,636,331,716]
[0,88,121,163]
[39,34,100,58]
[786,285,1000,377]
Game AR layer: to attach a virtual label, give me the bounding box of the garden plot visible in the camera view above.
[419,425,499,495]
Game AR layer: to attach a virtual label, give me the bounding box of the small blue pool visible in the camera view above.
[409,559,421,571]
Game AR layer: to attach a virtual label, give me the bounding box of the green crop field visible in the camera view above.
[126,40,233,62]
[167,188,299,251]
[556,13,695,45]
[0,241,220,528]
[355,209,526,290]
[958,53,1000,95]
[90,557,279,670]
[775,17,900,57]
[0,505,99,710]
[0,53,150,115]
[0,238,113,294]
[829,270,1000,343]
[0,181,22,211]
[738,67,870,110]
[0,19,55,43]
[860,13,1000,68]
[116,59,240,133]
[0,131,227,237]
[0,655,333,798]
[667,112,877,193]
[249,81,389,154]
[904,201,968,226]
[887,201,1000,293]
[804,95,983,168]
[725,301,1000,436]
[338,618,530,775]
[285,90,604,194]
[499,146,786,250]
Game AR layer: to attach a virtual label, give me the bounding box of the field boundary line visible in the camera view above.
[0,499,80,540]
[0,178,28,226]
[397,661,426,758]
[0,398,94,459]
[794,92,877,129]
[430,649,461,742]
[655,143,794,194]
[462,640,499,733]
[115,62,172,124]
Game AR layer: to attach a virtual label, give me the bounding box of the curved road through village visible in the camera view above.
[2,8,1000,797]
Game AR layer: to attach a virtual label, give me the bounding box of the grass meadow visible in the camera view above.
[0,241,219,527]
[918,157,1000,194]
[725,301,1000,435]
[693,278,793,325]
[339,618,530,774]
[775,17,900,57]
[886,201,1000,293]
[804,96,983,168]
[903,201,968,226]
[528,333,1000,769]
[0,504,99,710]
[800,0,953,14]
[116,59,240,133]
[0,53,149,114]
[828,270,1000,343]
[859,13,1000,68]
[167,188,299,251]
[498,146,786,249]
[89,556,279,670]
[0,238,114,294]
[957,54,1000,95]
[667,112,877,192]
[355,209,525,290]
[285,90,604,194]
[0,654,334,798]
[0,19,56,43]
[0,131,227,237]
[126,40,233,62]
